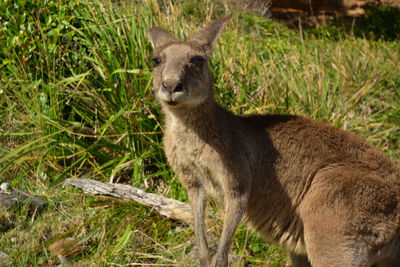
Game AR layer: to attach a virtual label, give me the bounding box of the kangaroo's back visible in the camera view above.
[245,114,399,184]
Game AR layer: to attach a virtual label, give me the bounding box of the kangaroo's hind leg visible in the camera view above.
[301,207,369,267]
[300,196,370,267]
[299,166,400,267]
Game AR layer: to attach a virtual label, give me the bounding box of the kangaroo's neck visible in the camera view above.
[164,98,217,128]
[163,97,232,143]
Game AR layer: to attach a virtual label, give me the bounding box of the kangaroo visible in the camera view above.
[148,15,400,267]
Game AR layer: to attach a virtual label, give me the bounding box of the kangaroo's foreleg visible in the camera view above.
[188,185,210,266]
[211,171,251,267]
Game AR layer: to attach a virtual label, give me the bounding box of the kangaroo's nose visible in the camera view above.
[174,82,184,92]
[162,81,184,93]
[162,82,167,90]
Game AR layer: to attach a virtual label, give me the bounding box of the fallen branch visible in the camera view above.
[0,252,11,265]
[0,183,47,212]
[64,178,193,223]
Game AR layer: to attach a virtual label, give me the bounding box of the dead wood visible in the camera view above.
[0,183,47,212]
[64,178,193,223]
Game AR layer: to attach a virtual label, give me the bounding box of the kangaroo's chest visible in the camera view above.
[164,129,225,205]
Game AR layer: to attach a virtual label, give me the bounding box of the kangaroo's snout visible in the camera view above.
[157,77,186,105]
[161,81,184,94]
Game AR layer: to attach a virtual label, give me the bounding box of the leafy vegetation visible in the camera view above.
[354,3,400,41]
[305,4,400,41]
[0,0,399,265]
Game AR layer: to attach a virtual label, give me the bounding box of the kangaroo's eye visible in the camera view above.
[190,56,204,65]
[152,57,161,66]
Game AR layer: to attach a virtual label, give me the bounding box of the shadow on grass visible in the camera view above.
[303,4,400,41]
[353,4,400,41]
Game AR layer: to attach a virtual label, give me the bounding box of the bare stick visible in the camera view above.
[0,183,47,212]
[64,178,193,223]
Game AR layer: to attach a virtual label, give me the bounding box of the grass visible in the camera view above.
[0,0,399,265]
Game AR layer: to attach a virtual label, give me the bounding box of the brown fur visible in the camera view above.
[148,15,400,267]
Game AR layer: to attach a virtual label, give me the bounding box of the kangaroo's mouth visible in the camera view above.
[166,101,178,106]
[156,85,188,107]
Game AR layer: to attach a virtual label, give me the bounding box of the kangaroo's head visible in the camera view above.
[148,15,231,109]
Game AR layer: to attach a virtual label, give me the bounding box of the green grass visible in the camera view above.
[0,0,399,265]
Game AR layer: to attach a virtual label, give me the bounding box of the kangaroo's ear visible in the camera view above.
[189,14,232,55]
[148,27,177,50]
